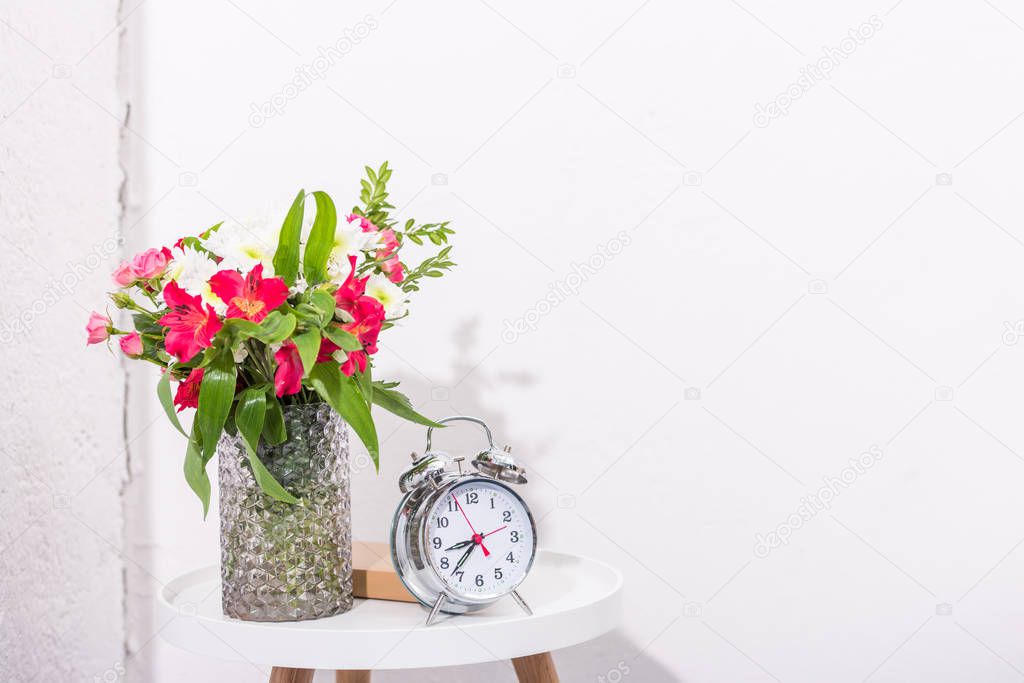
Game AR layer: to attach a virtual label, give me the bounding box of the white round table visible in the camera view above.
[158,549,622,682]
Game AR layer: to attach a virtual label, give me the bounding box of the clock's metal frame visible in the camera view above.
[389,416,538,625]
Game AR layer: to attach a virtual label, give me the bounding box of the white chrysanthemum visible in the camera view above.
[365,273,407,318]
[325,220,377,284]
[164,246,224,315]
[203,221,277,276]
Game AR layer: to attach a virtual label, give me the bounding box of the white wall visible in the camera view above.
[121,1,1024,681]
[0,2,126,681]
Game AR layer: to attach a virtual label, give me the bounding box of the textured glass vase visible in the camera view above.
[218,403,352,622]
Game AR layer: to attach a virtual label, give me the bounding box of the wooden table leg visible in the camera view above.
[335,671,371,683]
[512,652,559,683]
[269,667,315,683]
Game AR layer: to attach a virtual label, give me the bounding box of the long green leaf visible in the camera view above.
[235,387,298,504]
[309,362,379,469]
[356,363,373,405]
[273,189,305,286]
[302,191,337,285]
[371,382,445,428]
[197,348,237,462]
[157,369,189,438]
[183,421,211,518]
[292,328,321,377]
[262,391,287,445]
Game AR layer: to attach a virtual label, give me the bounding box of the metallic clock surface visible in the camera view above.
[423,479,535,601]
[389,416,537,624]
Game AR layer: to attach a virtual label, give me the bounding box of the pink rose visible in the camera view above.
[129,248,169,280]
[86,311,111,345]
[112,262,135,287]
[119,331,144,357]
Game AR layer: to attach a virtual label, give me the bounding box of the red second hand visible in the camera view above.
[454,494,490,557]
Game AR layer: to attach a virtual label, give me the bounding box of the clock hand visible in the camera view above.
[444,539,475,552]
[451,543,476,575]
[453,495,479,534]
[482,525,507,538]
[453,494,490,557]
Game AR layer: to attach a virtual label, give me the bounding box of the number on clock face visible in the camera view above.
[425,480,534,599]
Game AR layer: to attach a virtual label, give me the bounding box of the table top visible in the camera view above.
[157,549,623,670]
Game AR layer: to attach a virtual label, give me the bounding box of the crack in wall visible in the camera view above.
[115,0,133,669]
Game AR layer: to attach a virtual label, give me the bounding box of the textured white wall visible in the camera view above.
[120,1,1024,682]
[0,2,126,681]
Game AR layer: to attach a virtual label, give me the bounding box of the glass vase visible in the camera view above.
[218,402,352,622]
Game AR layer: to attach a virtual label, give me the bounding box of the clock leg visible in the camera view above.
[511,589,533,616]
[335,671,371,683]
[425,592,447,626]
[269,667,315,683]
[511,652,559,683]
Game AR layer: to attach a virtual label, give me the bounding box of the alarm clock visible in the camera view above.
[389,416,537,625]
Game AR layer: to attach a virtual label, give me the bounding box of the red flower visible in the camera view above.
[274,340,304,397]
[158,281,223,362]
[333,255,367,310]
[340,350,368,376]
[173,368,204,412]
[342,296,384,354]
[330,256,385,376]
[209,264,289,323]
[317,337,340,363]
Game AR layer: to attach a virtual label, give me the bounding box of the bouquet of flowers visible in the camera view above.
[86,163,454,515]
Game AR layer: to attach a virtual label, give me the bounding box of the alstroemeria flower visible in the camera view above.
[86,311,112,344]
[157,281,223,362]
[173,367,204,412]
[112,262,135,287]
[130,247,169,279]
[119,331,143,357]
[340,349,368,376]
[365,273,407,317]
[209,264,289,323]
[202,221,278,275]
[316,337,342,364]
[273,341,303,397]
[333,255,368,311]
[343,296,385,353]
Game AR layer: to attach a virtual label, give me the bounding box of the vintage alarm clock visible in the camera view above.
[389,416,537,625]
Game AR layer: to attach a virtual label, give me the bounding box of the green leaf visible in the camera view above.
[302,191,337,285]
[273,189,305,286]
[310,290,336,322]
[235,387,299,504]
[356,363,372,405]
[292,327,321,377]
[309,362,379,468]
[222,311,297,347]
[183,421,211,518]
[371,382,445,428]
[157,369,189,438]
[263,392,287,445]
[197,348,237,462]
[323,325,362,351]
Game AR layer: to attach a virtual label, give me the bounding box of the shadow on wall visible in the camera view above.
[349,318,682,682]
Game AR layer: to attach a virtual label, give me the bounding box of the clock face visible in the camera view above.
[423,479,535,601]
